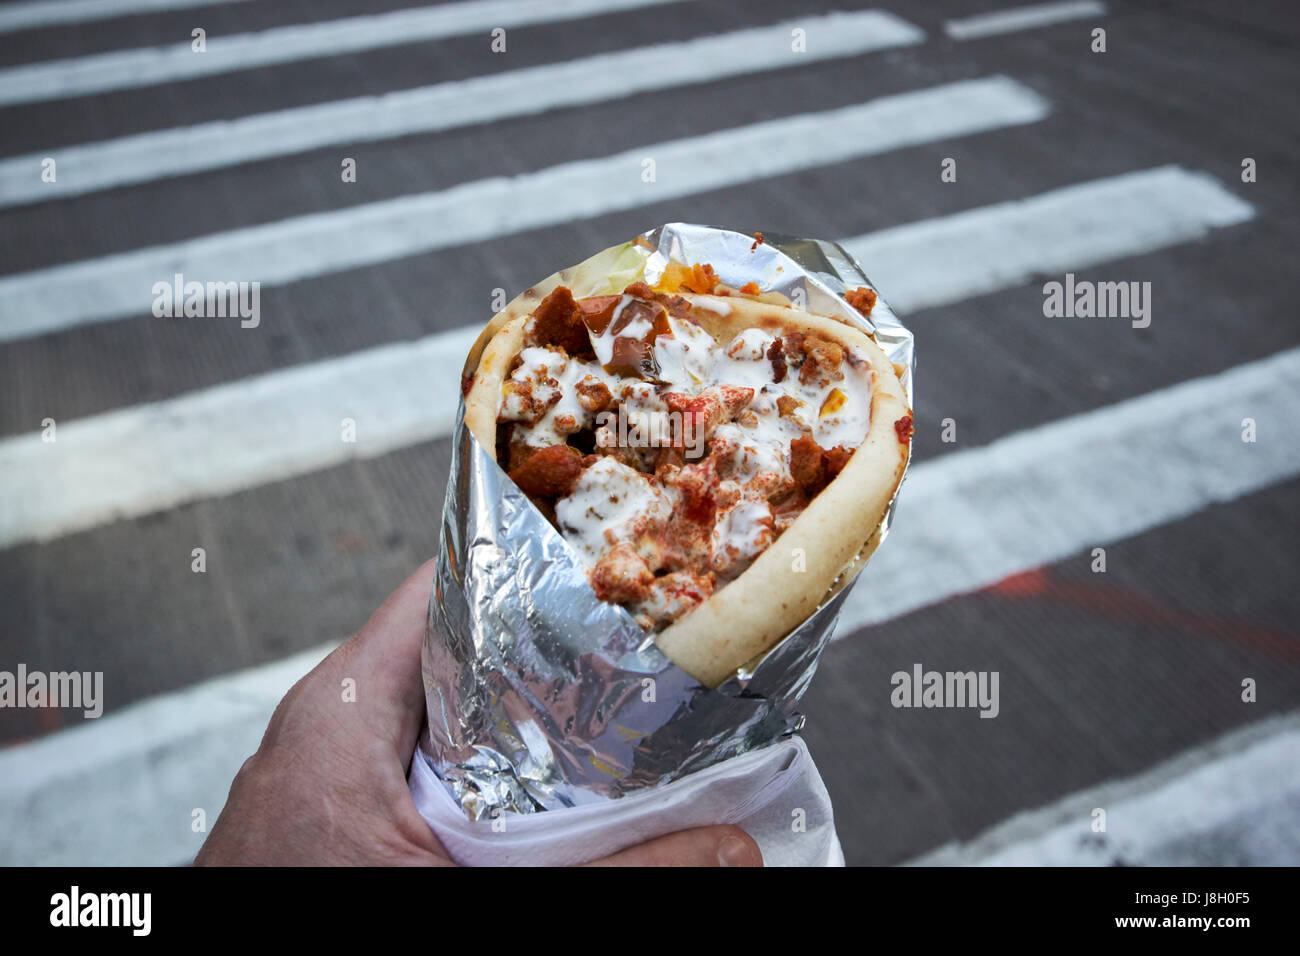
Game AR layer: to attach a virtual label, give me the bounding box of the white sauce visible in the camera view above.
[812,348,874,448]
[510,290,879,613]
[691,297,733,316]
[711,497,774,574]
[505,346,618,447]
[555,457,674,568]
[652,314,716,391]
[713,328,778,390]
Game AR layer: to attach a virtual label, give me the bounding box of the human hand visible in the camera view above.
[195,559,763,867]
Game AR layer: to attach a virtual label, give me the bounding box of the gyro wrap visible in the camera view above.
[418,223,914,819]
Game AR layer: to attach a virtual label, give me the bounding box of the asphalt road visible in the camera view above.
[0,0,1297,866]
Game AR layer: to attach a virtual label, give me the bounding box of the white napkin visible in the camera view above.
[408,736,843,867]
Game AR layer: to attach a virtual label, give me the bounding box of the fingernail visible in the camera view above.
[717,836,755,867]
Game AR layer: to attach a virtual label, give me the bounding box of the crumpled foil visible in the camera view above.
[420,223,914,819]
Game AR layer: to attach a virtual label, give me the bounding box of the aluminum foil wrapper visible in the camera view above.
[420,223,914,819]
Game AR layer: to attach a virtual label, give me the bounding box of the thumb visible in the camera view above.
[585,825,763,867]
[332,557,438,758]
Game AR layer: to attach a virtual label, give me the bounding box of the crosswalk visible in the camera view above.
[840,346,1300,629]
[1,0,1293,866]
[0,76,1048,341]
[913,711,1300,865]
[0,0,688,106]
[0,11,924,207]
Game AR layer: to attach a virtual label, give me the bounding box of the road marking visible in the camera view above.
[944,0,1106,41]
[911,711,1300,865]
[836,345,1300,633]
[842,165,1254,313]
[0,643,331,866]
[0,166,1254,549]
[0,0,254,35]
[0,327,482,547]
[2,349,1295,864]
[0,10,924,209]
[0,76,1048,343]
[0,0,689,107]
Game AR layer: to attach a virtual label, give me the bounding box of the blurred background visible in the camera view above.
[1,0,1297,866]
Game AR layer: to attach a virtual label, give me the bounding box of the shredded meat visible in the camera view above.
[799,335,845,385]
[781,332,805,368]
[664,385,754,455]
[845,286,877,317]
[507,443,585,498]
[739,281,760,295]
[894,414,914,444]
[790,436,854,495]
[592,427,652,471]
[655,445,685,475]
[528,286,594,358]
[663,457,721,543]
[620,281,693,322]
[505,435,535,472]
[575,377,614,413]
[789,435,826,494]
[825,444,853,481]
[750,232,764,252]
[499,376,560,425]
[767,337,787,383]
[591,543,653,604]
[634,570,714,631]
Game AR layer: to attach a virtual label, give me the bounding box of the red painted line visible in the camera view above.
[987,568,1300,661]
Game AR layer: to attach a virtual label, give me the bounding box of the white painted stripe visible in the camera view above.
[0,0,253,35]
[0,10,925,209]
[0,643,332,866]
[910,712,1300,866]
[944,0,1106,41]
[836,346,1300,633]
[0,0,687,107]
[2,350,1295,865]
[841,165,1254,313]
[0,166,1253,550]
[0,76,1048,343]
[0,327,482,547]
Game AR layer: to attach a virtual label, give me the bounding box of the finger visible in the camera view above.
[585,825,763,867]
[331,557,439,758]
